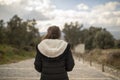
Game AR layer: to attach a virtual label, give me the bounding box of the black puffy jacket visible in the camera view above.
[34,39,75,80]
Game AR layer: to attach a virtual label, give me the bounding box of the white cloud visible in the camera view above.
[90,1,120,27]
[0,0,120,32]
[24,0,55,13]
[92,1,120,12]
[77,3,89,10]
[39,1,120,32]
[0,0,54,20]
[0,0,21,5]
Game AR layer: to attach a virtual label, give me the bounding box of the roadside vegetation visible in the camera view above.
[63,22,120,70]
[0,15,120,68]
[84,49,120,70]
[0,44,35,64]
[0,15,40,64]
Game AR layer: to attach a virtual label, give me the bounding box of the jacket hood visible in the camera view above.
[37,39,68,58]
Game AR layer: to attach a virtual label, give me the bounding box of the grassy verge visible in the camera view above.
[0,44,35,64]
[84,49,120,70]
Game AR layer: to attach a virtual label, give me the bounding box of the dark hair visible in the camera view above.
[43,26,61,39]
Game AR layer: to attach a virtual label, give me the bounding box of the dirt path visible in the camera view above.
[0,57,119,80]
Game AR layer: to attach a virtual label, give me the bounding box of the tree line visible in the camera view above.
[63,22,120,50]
[0,15,120,51]
[0,15,40,50]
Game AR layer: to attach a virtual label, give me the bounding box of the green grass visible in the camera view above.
[0,44,35,64]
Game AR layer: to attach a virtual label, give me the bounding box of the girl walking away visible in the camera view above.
[34,26,75,80]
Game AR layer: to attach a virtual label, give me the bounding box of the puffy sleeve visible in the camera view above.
[34,45,42,73]
[65,44,75,72]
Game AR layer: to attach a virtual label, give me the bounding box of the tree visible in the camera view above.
[0,20,6,44]
[80,29,89,43]
[81,27,102,50]
[94,29,114,49]
[115,40,120,48]
[6,15,40,48]
[26,19,40,47]
[63,22,83,48]
[7,15,23,47]
[81,26,114,50]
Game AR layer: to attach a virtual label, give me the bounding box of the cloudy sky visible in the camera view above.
[0,0,120,39]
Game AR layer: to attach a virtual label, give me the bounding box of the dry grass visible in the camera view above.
[84,49,120,70]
